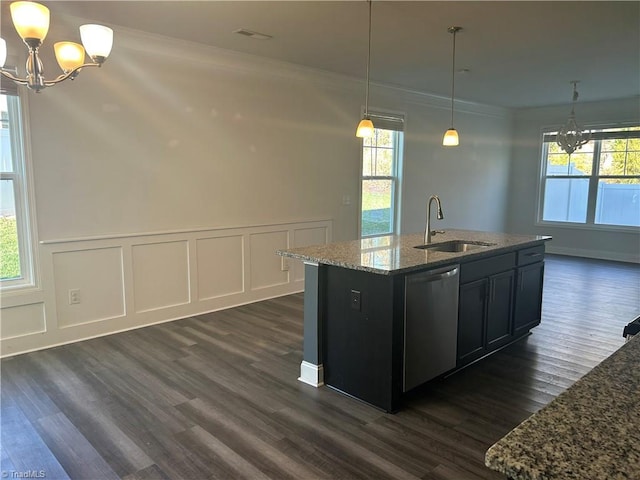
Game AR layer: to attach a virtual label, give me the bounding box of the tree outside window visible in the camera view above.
[360,119,404,238]
[1,93,34,288]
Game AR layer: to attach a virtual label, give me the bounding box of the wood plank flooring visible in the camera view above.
[1,255,639,480]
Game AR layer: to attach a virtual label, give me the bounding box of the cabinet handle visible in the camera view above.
[410,267,459,284]
[487,281,494,302]
[526,252,543,258]
[519,272,524,292]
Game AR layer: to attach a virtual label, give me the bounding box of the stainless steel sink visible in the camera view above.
[414,240,496,252]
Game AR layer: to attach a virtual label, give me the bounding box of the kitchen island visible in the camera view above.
[278,229,552,411]
[485,334,640,480]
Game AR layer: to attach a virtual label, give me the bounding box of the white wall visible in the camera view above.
[1,25,512,356]
[508,97,640,262]
[397,96,513,234]
[0,220,330,357]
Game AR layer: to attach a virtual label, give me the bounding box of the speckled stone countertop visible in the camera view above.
[485,334,640,480]
[277,229,551,275]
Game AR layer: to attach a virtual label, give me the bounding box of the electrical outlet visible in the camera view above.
[281,258,290,271]
[350,290,361,311]
[68,289,81,305]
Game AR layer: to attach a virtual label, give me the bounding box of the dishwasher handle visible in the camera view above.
[406,266,459,284]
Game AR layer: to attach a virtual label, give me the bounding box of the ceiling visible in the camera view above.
[1,1,639,108]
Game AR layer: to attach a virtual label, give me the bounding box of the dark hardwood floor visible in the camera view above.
[1,255,639,480]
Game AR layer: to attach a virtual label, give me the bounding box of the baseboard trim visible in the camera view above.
[546,246,640,264]
[298,361,324,387]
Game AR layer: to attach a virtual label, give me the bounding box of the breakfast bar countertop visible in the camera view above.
[277,229,551,275]
[485,334,640,480]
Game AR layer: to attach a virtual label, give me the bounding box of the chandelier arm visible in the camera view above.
[1,62,101,91]
[43,62,101,87]
[0,69,29,86]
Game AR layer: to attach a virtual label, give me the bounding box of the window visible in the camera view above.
[1,91,35,288]
[539,126,640,228]
[360,114,404,237]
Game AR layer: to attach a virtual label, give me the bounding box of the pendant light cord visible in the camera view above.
[570,81,579,116]
[364,0,372,116]
[449,28,457,128]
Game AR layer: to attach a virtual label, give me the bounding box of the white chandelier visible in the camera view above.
[0,1,113,93]
[556,81,591,155]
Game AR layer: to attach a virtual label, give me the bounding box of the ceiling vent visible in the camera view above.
[233,29,272,40]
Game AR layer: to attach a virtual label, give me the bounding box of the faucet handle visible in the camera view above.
[431,230,446,236]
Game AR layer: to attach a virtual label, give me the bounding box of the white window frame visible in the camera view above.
[359,112,404,239]
[1,91,38,291]
[537,124,640,232]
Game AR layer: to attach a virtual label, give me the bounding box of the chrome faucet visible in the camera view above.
[425,195,444,244]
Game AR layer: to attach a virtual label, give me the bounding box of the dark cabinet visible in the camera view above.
[323,265,403,412]
[458,279,487,364]
[486,270,515,348]
[457,269,515,366]
[320,242,546,411]
[457,245,545,368]
[514,261,544,336]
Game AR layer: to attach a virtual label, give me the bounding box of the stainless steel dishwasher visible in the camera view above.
[403,264,459,392]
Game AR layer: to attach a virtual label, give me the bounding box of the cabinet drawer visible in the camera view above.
[460,252,516,284]
[517,244,545,266]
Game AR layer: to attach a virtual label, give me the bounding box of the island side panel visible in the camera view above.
[299,262,325,387]
[322,265,403,412]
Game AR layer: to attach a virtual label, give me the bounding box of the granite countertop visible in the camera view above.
[485,334,640,480]
[277,229,551,275]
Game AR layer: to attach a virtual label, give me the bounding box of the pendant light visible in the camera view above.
[556,81,591,155]
[442,26,461,146]
[356,0,374,138]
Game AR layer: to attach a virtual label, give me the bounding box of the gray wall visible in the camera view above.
[508,97,640,262]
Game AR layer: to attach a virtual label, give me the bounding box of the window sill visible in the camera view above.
[535,220,640,234]
[0,284,44,309]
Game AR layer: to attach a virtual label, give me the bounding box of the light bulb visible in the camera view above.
[80,24,113,62]
[54,42,86,72]
[356,118,374,138]
[10,1,50,43]
[442,128,459,146]
[0,38,6,68]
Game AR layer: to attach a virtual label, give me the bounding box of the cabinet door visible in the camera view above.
[457,279,487,366]
[486,270,515,349]
[514,262,544,335]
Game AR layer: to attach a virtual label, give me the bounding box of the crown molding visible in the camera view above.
[60,14,510,120]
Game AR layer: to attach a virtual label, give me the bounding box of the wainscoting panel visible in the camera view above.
[0,302,46,339]
[196,235,244,300]
[52,247,126,328]
[132,241,191,313]
[249,230,290,291]
[292,226,329,282]
[1,220,331,357]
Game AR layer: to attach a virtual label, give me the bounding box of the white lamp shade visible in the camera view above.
[0,38,6,68]
[356,118,375,138]
[54,42,86,72]
[442,128,459,146]
[80,24,113,60]
[10,1,50,42]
